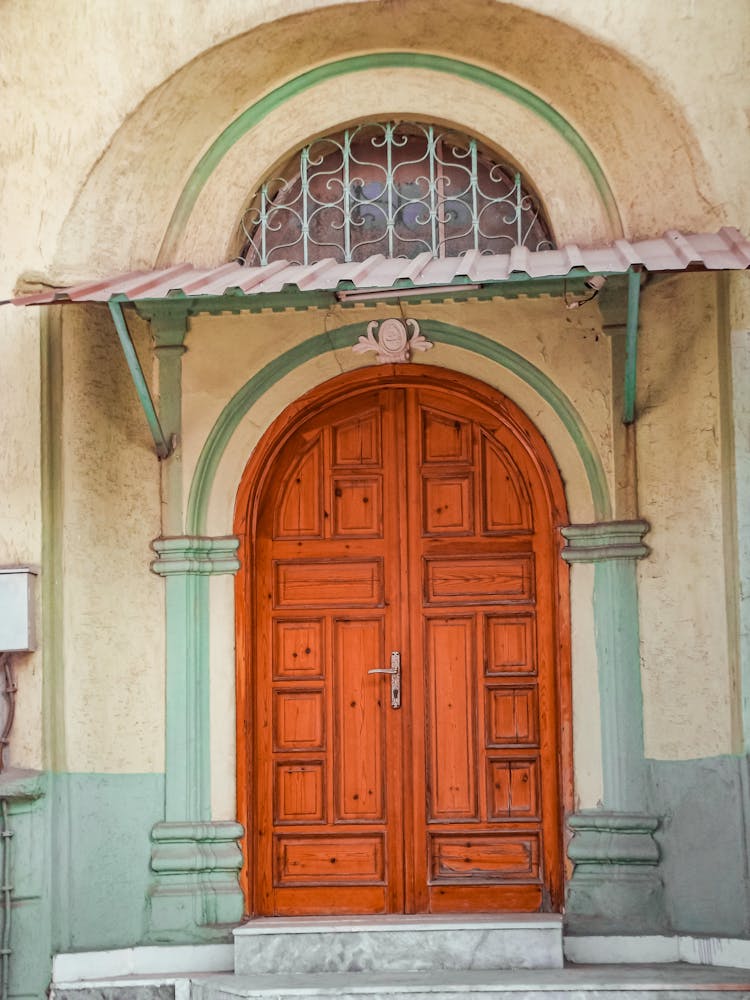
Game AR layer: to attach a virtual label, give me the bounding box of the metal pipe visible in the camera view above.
[623,267,642,424]
[0,798,11,1000]
[0,656,16,775]
[108,300,172,459]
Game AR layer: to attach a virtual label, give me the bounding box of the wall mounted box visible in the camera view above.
[0,567,37,652]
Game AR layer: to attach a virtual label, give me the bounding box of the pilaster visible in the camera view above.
[562,520,666,932]
[138,303,190,536]
[147,535,243,941]
[147,820,244,941]
[598,277,638,519]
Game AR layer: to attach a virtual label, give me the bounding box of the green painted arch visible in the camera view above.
[160,52,621,261]
[185,321,612,535]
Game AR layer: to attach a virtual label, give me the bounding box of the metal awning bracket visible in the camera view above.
[107,298,172,459]
[623,267,642,425]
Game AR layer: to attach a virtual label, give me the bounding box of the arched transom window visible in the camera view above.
[239,122,554,265]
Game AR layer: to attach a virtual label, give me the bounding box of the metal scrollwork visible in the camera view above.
[239,122,554,266]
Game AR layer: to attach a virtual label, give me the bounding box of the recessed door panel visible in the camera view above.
[429,834,540,881]
[275,560,384,608]
[485,615,536,676]
[424,555,534,605]
[274,620,325,680]
[426,617,478,820]
[334,618,387,821]
[276,437,323,538]
[274,835,386,885]
[274,761,326,823]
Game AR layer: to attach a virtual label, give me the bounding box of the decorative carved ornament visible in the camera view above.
[352,318,433,364]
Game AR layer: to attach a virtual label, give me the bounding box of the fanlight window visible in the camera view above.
[239,122,554,266]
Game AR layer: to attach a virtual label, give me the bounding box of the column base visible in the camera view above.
[145,820,244,943]
[565,811,667,934]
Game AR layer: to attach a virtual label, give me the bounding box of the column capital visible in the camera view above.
[561,519,650,563]
[151,535,240,576]
[136,301,190,349]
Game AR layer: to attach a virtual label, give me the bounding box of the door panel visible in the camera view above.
[406,388,556,913]
[247,378,563,916]
[253,390,405,915]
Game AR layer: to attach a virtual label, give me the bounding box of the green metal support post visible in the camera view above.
[108,298,172,459]
[623,267,642,424]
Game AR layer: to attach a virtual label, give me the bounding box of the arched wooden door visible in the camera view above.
[236,367,570,917]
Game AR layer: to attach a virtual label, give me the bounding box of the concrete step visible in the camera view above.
[192,965,750,1000]
[232,916,564,974]
[49,964,750,1000]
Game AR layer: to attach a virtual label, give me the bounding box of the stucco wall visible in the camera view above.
[637,274,734,759]
[57,306,165,773]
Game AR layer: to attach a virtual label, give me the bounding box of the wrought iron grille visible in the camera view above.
[239,122,554,265]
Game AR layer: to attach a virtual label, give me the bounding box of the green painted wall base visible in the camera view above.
[647,755,750,936]
[565,811,666,934]
[146,820,244,943]
[1,770,50,1000]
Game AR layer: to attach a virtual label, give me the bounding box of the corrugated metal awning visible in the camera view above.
[12,228,750,307]
[10,227,748,458]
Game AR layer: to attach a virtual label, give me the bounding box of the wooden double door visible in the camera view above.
[238,370,567,916]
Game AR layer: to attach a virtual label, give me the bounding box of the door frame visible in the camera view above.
[234,364,573,915]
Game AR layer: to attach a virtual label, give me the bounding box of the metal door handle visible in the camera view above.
[368,651,401,709]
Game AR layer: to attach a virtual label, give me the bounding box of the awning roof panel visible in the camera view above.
[12,228,750,307]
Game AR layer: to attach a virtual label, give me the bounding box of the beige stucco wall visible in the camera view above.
[56,307,165,773]
[638,274,735,759]
[1,1,747,777]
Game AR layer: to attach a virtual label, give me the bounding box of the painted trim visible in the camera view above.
[185,321,611,536]
[567,811,660,865]
[716,273,744,752]
[151,536,240,577]
[132,276,602,317]
[150,537,240,823]
[53,943,233,982]
[0,768,46,800]
[159,52,621,262]
[40,306,66,773]
[567,934,750,969]
[561,520,650,562]
[148,819,244,937]
[561,521,649,811]
[142,304,190,537]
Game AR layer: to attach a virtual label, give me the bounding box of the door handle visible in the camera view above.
[368,651,401,709]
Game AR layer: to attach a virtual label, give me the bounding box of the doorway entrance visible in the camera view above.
[235,366,570,916]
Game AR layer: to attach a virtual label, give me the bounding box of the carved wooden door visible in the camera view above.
[246,377,563,916]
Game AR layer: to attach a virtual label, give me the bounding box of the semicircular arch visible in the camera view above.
[51,1,721,282]
[185,320,612,538]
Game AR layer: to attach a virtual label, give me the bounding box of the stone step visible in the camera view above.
[192,965,750,1000]
[232,916,564,975]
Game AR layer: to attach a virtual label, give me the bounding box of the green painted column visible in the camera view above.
[135,307,245,940]
[562,521,666,933]
[137,303,189,532]
[148,536,243,941]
